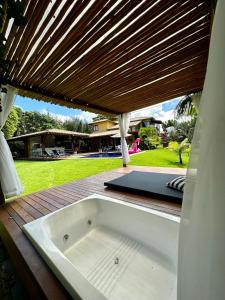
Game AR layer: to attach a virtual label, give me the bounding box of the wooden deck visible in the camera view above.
[0,166,185,299]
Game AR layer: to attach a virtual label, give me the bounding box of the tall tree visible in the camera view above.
[63,117,92,133]
[175,92,202,118]
[162,119,178,131]
[6,107,93,137]
[92,114,116,121]
[168,118,197,143]
[2,106,19,138]
[14,110,63,135]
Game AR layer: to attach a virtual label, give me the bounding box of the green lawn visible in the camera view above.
[130,148,189,168]
[14,148,188,197]
[15,159,121,197]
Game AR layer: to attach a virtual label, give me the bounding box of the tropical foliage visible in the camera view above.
[2,106,19,138]
[161,114,196,164]
[92,114,116,121]
[175,92,202,119]
[168,118,197,143]
[3,106,92,138]
[63,117,92,133]
[160,131,169,148]
[15,109,62,135]
[162,119,178,131]
[161,106,196,164]
[138,127,160,149]
[169,138,190,165]
[175,95,197,118]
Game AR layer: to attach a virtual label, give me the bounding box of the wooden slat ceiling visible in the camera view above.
[2,0,211,114]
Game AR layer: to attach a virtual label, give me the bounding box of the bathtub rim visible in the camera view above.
[24,194,180,229]
[22,193,180,300]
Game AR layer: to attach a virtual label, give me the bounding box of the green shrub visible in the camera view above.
[138,127,160,149]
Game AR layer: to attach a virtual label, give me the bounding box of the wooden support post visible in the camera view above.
[24,137,32,158]
[0,182,5,206]
[41,134,46,155]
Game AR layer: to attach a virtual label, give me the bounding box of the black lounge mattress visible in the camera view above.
[104,171,183,202]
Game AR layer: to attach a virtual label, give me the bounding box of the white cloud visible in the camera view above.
[40,103,174,123]
[152,108,176,122]
[77,110,97,122]
[131,102,176,122]
[40,109,96,123]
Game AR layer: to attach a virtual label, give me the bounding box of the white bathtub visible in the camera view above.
[23,194,180,300]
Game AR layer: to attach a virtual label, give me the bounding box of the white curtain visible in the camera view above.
[0,86,23,198]
[119,113,131,166]
[178,1,225,299]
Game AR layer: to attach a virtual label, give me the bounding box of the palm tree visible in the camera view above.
[175,92,202,118]
[169,138,190,165]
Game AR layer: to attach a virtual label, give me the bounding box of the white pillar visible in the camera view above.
[118,113,131,166]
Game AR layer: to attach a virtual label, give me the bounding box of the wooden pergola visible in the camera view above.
[1,2,223,299]
[0,0,212,204]
[1,0,212,114]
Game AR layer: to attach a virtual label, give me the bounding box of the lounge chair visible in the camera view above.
[42,149,56,158]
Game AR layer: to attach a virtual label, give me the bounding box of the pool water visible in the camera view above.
[81,152,122,158]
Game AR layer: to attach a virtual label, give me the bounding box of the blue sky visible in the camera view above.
[15,95,181,122]
[15,95,78,116]
[15,95,96,122]
[162,99,180,112]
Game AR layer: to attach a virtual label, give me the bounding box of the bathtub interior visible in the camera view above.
[39,196,179,300]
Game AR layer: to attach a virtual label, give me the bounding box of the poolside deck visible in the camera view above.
[0,166,185,299]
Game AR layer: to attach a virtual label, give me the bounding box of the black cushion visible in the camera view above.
[104,171,183,202]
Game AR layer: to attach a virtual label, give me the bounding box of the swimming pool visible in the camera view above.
[81,152,122,158]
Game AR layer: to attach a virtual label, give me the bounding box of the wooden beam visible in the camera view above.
[0,78,118,115]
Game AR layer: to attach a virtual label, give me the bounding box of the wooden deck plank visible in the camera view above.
[42,189,76,204]
[40,190,71,205]
[6,206,26,228]
[23,195,52,215]
[61,181,181,215]
[28,194,59,212]
[54,186,91,200]
[0,166,184,299]
[33,191,65,209]
[17,197,44,219]
[10,201,35,223]
[50,188,85,203]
